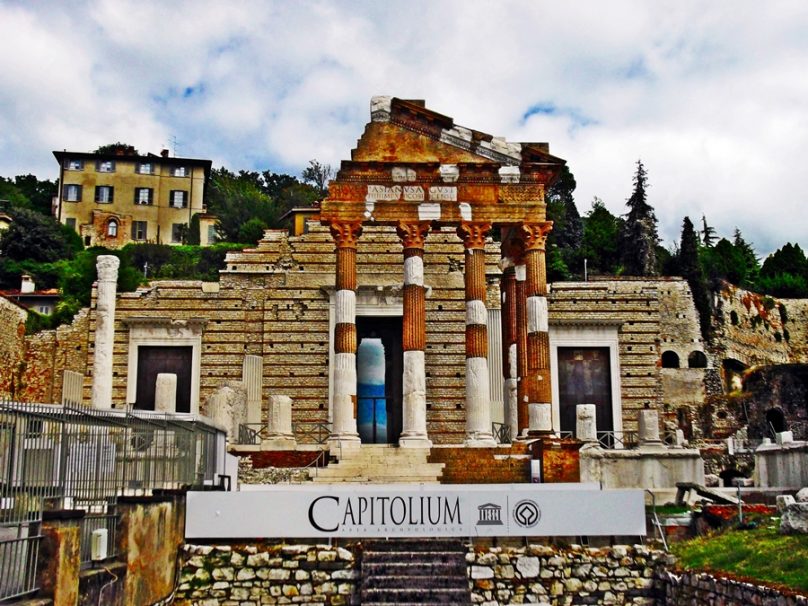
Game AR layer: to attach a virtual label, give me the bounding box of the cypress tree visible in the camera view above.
[620,160,659,275]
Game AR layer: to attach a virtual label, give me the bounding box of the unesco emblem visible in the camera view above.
[512,499,541,528]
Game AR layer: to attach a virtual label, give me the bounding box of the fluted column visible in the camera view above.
[458,222,497,447]
[397,221,432,448]
[91,255,119,409]
[500,264,518,441]
[329,220,363,451]
[521,222,554,436]
[515,260,529,434]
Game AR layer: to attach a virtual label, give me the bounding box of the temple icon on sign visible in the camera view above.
[477,503,503,525]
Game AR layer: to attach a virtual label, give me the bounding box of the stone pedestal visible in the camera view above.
[576,404,598,444]
[37,510,84,606]
[155,373,177,413]
[638,408,666,451]
[528,402,553,435]
[264,395,297,449]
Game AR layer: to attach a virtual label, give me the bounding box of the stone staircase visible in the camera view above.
[360,538,471,605]
[310,444,445,483]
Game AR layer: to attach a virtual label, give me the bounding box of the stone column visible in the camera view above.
[266,394,297,449]
[397,221,432,448]
[500,263,519,441]
[243,355,263,426]
[521,222,553,436]
[155,373,177,413]
[458,222,497,447]
[91,255,119,410]
[329,221,363,452]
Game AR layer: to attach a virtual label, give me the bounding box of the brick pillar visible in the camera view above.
[500,263,518,441]
[37,510,83,606]
[329,220,363,452]
[521,222,553,436]
[515,259,529,435]
[458,222,496,447]
[397,221,432,448]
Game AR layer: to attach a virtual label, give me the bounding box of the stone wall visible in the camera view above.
[468,543,664,605]
[0,296,27,398]
[175,543,359,605]
[656,570,808,606]
[712,282,808,369]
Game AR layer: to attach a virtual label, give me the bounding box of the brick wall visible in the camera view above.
[428,443,531,484]
[0,296,27,399]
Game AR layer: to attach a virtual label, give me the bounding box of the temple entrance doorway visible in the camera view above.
[356,316,403,444]
[134,346,192,413]
[557,347,614,438]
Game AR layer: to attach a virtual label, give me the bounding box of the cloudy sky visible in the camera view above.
[1,0,806,257]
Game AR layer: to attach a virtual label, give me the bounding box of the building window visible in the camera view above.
[207,224,217,245]
[65,218,77,231]
[137,162,153,175]
[96,160,116,173]
[171,223,186,243]
[171,166,188,177]
[170,190,188,208]
[134,188,153,205]
[63,184,82,202]
[95,186,114,203]
[64,159,84,170]
[688,351,708,369]
[132,221,148,241]
[107,219,118,237]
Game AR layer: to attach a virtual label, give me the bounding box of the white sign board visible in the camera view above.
[186,484,645,539]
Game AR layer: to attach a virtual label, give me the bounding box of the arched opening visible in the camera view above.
[107,219,118,237]
[688,351,707,368]
[661,351,680,368]
[765,407,787,435]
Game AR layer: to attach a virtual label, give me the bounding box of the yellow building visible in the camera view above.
[54,147,214,248]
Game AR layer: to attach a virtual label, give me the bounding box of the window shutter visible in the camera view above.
[109,187,114,203]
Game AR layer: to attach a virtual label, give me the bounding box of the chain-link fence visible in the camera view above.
[0,400,227,601]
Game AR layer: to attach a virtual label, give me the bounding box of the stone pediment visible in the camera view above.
[320,97,566,228]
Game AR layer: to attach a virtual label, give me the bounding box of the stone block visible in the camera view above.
[780,502,808,534]
[776,494,796,512]
[796,487,808,502]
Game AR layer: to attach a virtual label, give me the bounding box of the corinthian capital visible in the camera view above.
[520,221,553,251]
[96,255,120,282]
[457,222,492,250]
[396,221,431,249]
[329,221,363,249]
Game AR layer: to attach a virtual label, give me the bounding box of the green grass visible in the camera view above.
[671,523,808,592]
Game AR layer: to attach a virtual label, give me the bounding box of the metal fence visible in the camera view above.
[0,400,227,602]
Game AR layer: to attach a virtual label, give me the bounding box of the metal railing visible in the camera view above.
[293,422,332,445]
[0,400,227,601]
[596,430,638,449]
[492,422,511,444]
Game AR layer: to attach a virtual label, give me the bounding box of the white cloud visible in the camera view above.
[1,0,807,257]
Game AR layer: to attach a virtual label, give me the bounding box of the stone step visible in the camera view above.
[362,574,468,590]
[361,587,470,603]
[364,539,466,553]
[363,551,466,563]
[361,561,466,576]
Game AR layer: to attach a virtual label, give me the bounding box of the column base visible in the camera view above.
[464,433,498,448]
[261,436,298,451]
[398,434,432,448]
[327,434,361,459]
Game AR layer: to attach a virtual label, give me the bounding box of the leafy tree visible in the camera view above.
[761,243,807,279]
[238,218,268,244]
[300,160,334,198]
[620,160,659,276]
[545,165,583,280]
[205,168,276,243]
[13,174,57,216]
[0,208,78,262]
[187,213,201,246]
[679,216,712,337]
[0,177,33,210]
[94,142,137,155]
[581,197,622,275]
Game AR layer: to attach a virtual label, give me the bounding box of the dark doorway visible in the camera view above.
[558,347,614,437]
[135,346,192,413]
[356,316,403,444]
